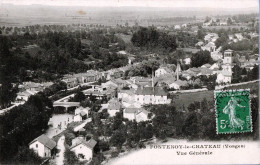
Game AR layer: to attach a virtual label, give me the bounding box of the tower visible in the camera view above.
[223,49,233,72]
[175,62,181,81]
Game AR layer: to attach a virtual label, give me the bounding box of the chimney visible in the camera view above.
[176,63,180,81]
[152,69,154,92]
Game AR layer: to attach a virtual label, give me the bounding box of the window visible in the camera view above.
[36,144,38,148]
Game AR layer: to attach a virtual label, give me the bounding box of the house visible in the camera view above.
[219,21,227,26]
[196,41,204,47]
[136,109,150,122]
[107,98,122,116]
[130,76,152,89]
[15,90,38,104]
[235,33,243,41]
[62,77,78,88]
[123,106,138,121]
[70,137,97,161]
[111,78,129,89]
[183,58,191,65]
[204,33,218,42]
[106,69,124,80]
[211,51,223,61]
[201,42,216,52]
[101,81,118,89]
[134,87,168,105]
[169,80,188,90]
[198,68,214,76]
[209,63,220,70]
[123,106,150,122]
[155,66,173,77]
[201,63,211,68]
[174,25,181,30]
[128,56,135,65]
[29,134,56,158]
[74,107,90,122]
[216,71,232,84]
[181,24,187,28]
[155,73,176,88]
[118,89,135,102]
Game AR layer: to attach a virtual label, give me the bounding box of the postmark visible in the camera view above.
[214,89,252,134]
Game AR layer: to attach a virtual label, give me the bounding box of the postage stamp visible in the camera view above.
[214,89,252,134]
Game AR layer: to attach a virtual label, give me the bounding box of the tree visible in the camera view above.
[182,112,200,139]
[14,147,42,164]
[73,91,86,102]
[191,50,213,67]
[110,130,126,148]
[197,29,206,40]
[227,18,232,25]
[64,148,78,165]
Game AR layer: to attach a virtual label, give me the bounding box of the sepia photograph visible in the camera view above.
[0,0,259,164]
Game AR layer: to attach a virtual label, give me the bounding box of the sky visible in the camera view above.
[0,0,259,8]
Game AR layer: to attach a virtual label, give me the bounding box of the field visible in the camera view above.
[203,25,248,30]
[172,90,214,110]
[171,81,259,110]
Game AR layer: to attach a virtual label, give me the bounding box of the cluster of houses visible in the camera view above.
[14,81,53,105]
[202,17,231,27]
[29,133,97,162]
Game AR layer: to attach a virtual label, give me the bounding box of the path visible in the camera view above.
[55,135,65,165]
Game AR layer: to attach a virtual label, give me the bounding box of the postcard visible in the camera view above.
[0,0,259,164]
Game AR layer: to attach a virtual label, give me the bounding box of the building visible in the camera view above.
[198,68,214,76]
[201,42,216,52]
[107,98,122,116]
[128,56,135,65]
[211,51,223,61]
[62,77,78,88]
[135,87,168,105]
[169,80,188,90]
[174,25,181,30]
[234,33,243,41]
[222,49,233,73]
[29,134,56,158]
[74,107,90,122]
[15,90,38,104]
[70,137,97,161]
[155,66,173,77]
[118,89,135,102]
[216,49,234,84]
[216,71,232,84]
[123,106,150,122]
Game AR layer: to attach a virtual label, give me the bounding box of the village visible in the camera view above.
[0,4,259,165]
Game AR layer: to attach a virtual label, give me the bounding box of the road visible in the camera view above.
[55,135,65,165]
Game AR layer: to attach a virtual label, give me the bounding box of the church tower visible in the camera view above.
[222,49,233,72]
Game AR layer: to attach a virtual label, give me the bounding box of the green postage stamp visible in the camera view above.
[214,89,252,134]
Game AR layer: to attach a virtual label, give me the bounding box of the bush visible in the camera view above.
[14,147,42,164]
[64,148,78,165]
[111,151,119,158]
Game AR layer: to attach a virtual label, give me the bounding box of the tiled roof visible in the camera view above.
[108,98,122,110]
[200,68,213,75]
[30,134,56,150]
[70,138,97,150]
[172,80,188,86]
[124,108,139,114]
[136,87,167,96]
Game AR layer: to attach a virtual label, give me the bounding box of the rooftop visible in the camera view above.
[136,87,167,96]
[30,134,56,150]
